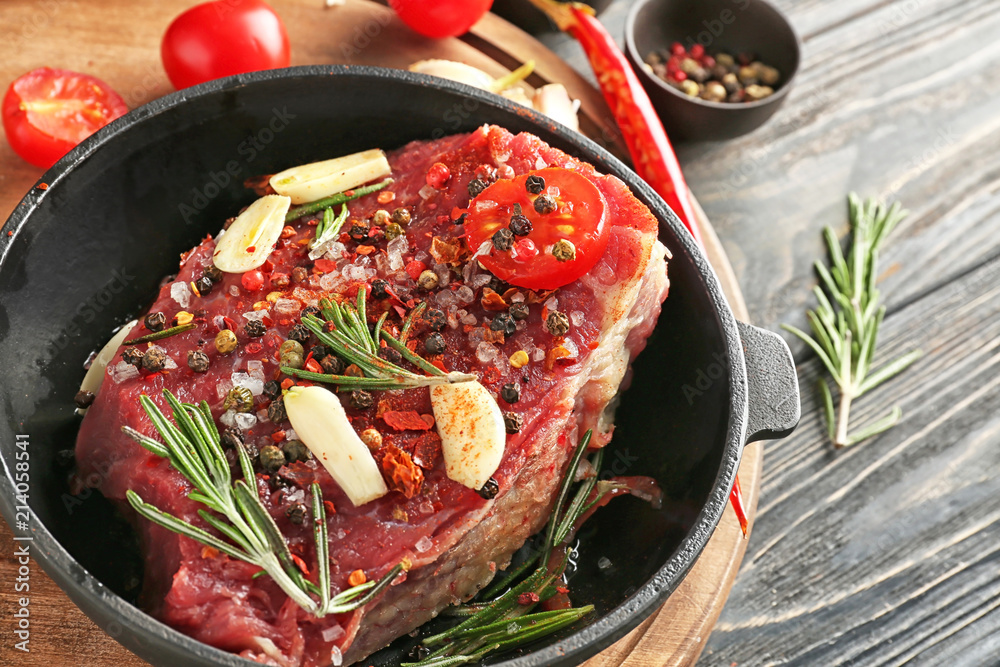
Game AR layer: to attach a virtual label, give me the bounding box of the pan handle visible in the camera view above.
[737,321,801,443]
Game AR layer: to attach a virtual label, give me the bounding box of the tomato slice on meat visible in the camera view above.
[2,68,128,169]
[465,168,609,291]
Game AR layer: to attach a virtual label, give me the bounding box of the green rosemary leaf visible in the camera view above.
[858,349,923,395]
[326,563,404,614]
[817,378,837,443]
[845,406,903,446]
[123,322,196,345]
[126,490,250,562]
[121,425,170,459]
[310,483,332,612]
[287,178,394,221]
[399,302,426,343]
[197,509,255,555]
[545,429,593,555]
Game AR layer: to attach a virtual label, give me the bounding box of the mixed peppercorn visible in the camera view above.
[644,43,780,103]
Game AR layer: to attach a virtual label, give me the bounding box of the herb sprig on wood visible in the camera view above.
[123,389,402,616]
[403,430,634,666]
[281,291,476,390]
[783,194,922,448]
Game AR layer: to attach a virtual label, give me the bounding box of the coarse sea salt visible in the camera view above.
[273,298,300,315]
[418,184,436,200]
[219,409,238,428]
[415,536,433,553]
[235,412,257,430]
[321,624,345,643]
[319,272,343,291]
[170,281,191,308]
[455,285,475,304]
[570,310,585,327]
[243,310,268,322]
[229,285,240,297]
[232,372,264,396]
[110,361,139,384]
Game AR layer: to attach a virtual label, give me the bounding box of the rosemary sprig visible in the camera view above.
[123,388,402,616]
[123,322,196,345]
[281,292,475,390]
[309,204,349,258]
[403,430,629,666]
[783,194,922,448]
[285,177,394,222]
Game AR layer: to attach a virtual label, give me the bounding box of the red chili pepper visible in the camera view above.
[730,472,748,537]
[527,0,703,247]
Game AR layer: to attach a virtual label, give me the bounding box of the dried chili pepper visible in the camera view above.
[527,0,703,247]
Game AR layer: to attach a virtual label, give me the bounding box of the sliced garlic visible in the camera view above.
[431,381,506,491]
[283,385,388,506]
[533,84,581,132]
[213,194,290,273]
[78,320,137,411]
[409,59,496,90]
[269,149,391,205]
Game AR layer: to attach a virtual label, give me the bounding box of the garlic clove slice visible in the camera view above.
[431,381,506,491]
[408,60,496,90]
[283,385,388,506]
[532,83,581,133]
[269,149,391,205]
[212,194,290,273]
[78,320,137,410]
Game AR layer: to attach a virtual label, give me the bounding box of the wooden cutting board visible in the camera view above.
[0,1,761,665]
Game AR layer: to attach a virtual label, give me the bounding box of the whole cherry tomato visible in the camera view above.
[465,168,610,290]
[2,68,128,169]
[388,0,493,39]
[161,0,291,90]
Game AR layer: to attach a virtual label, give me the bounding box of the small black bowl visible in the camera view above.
[625,0,801,142]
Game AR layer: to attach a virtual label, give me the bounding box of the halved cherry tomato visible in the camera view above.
[465,168,609,290]
[161,0,290,90]
[388,0,493,39]
[2,68,128,169]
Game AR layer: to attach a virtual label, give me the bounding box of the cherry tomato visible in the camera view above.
[388,0,493,39]
[161,0,290,90]
[465,168,609,291]
[2,68,127,169]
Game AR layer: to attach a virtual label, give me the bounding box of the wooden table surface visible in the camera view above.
[541,0,1000,664]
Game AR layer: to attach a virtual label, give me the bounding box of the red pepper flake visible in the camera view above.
[451,206,467,220]
[383,410,433,431]
[356,245,376,256]
[545,345,572,370]
[314,258,338,274]
[404,260,426,281]
[556,586,570,594]
[270,430,286,443]
[377,190,395,204]
[346,282,371,299]
[246,245,256,253]
[517,592,540,605]
[430,359,447,374]
[481,288,508,311]
[343,189,355,197]
[6,231,12,237]
[37,182,49,190]
[430,236,463,266]
[347,569,367,587]
[323,500,336,515]
[246,342,263,354]
[223,316,238,331]
[420,413,435,429]
[378,444,425,498]
[280,378,295,390]
[291,554,311,576]
[305,357,322,374]
[201,546,220,559]
[280,225,296,239]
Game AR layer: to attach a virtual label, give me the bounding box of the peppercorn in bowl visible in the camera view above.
[625,0,801,141]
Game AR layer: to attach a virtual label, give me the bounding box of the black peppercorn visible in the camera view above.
[220,427,244,450]
[74,390,96,409]
[204,265,224,283]
[467,178,488,198]
[424,332,447,354]
[509,303,530,321]
[371,279,390,300]
[301,305,321,319]
[509,214,532,236]
[268,397,287,423]
[282,439,311,463]
[285,503,307,525]
[349,221,371,243]
[500,383,520,404]
[350,390,374,410]
[291,266,308,283]
[486,276,508,294]
[144,312,167,332]
[259,445,286,473]
[141,347,167,372]
[194,275,214,296]
[503,411,523,434]
[408,645,431,661]
[270,472,292,489]
[378,346,403,365]
[533,194,558,215]
[492,227,514,252]
[288,323,311,344]
[54,449,75,468]
[187,349,210,373]
[545,310,570,336]
[310,344,330,360]
[122,347,143,367]
[477,477,500,499]
[490,313,516,336]
[525,174,545,194]
[422,308,447,332]
[262,380,281,399]
[244,319,266,338]
[319,354,345,375]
